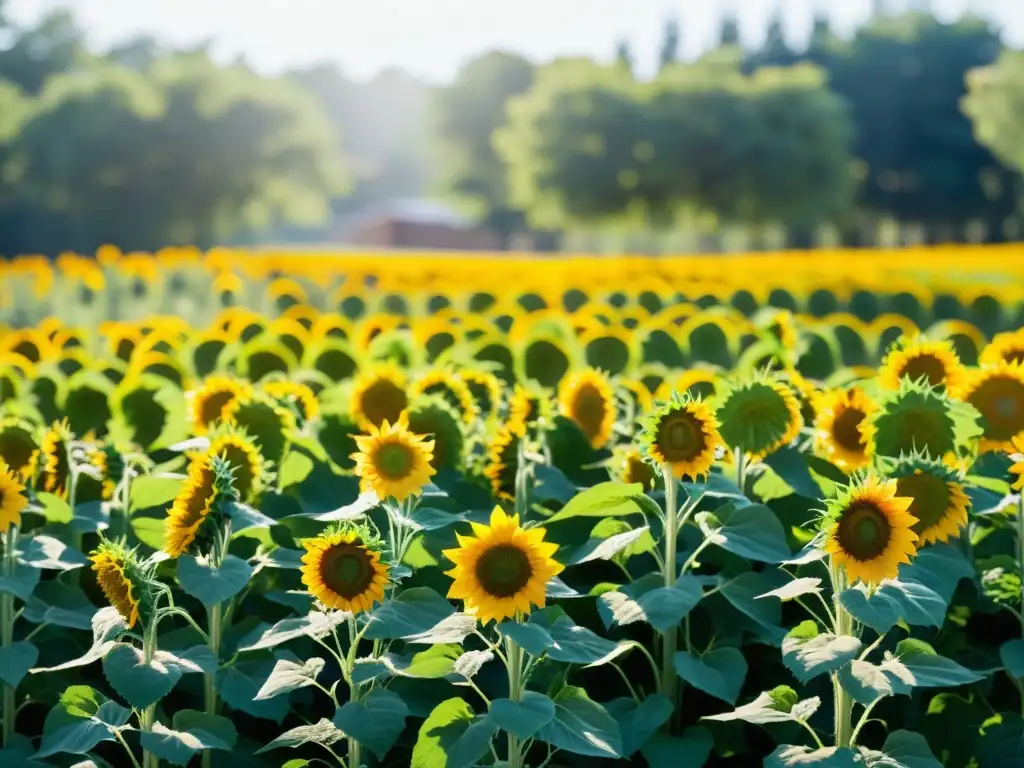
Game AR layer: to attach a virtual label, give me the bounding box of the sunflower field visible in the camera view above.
[2,245,1024,768]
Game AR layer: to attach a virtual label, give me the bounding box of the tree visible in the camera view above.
[718,11,741,47]
[963,50,1024,183]
[433,52,536,248]
[0,9,83,94]
[745,8,796,71]
[615,40,634,75]
[659,18,681,71]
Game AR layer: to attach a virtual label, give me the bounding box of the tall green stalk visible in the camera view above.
[202,521,231,768]
[504,630,525,768]
[1,527,17,746]
[830,563,854,749]
[660,466,679,716]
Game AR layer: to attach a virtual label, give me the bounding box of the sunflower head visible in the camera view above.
[222,391,297,464]
[639,393,722,480]
[261,379,320,426]
[458,369,503,422]
[352,415,436,502]
[349,363,409,432]
[188,376,253,435]
[508,383,555,437]
[301,523,389,614]
[715,373,803,460]
[89,540,155,629]
[484,424,521,501]
[557,368,617,450]
[863,378,961,460]
[1010,434,1024,491]
[981,329,1024,367]
[879,337,964,393]
[957,361,1024,452]
[614,445,657,490]
[403,396,465,472]
[0,416,39,483]
[411,368,478,425]
[0,460,28,531]
[443,506,564,624]
[164,453,240,558]
[886,453,970,546]
[821,475,918,586]
[207,426,268,504]
[37,419,72,499]
[812,387,877,471]
[88,441,124,502]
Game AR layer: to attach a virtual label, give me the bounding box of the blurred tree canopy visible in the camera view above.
[963,50,1024,188]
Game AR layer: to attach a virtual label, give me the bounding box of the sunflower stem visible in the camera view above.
[201,602,222,768]
[830,562,855,749]
[660,466,680,732]
[734,448,748,497]
[1,526,17,747]
[347,618,364,768]
[504,628,526,768]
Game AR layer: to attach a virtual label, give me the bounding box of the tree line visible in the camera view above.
[2,5,1024,255]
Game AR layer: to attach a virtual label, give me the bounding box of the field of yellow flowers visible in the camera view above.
[2,245,1024,767]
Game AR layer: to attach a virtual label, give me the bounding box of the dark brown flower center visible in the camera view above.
[899,354,947,387]
[319,542,376,599]
[571,384,608,442]
[360,379,408,427]
[200,390,236,427]
[656,410,706,463]
[831,407,867,452]
[836,502,891,562]
[897,471,951,535]
[475,543,533,598]
[969,376,1024,441]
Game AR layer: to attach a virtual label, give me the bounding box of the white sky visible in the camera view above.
[7,0,1024,82]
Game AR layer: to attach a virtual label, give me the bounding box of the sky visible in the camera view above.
[7,0,1024,82]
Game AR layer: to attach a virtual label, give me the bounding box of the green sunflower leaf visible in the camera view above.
[446,715,499,768]
[839,580,946,635]
[673,648,748,704]
[606,694,674,757]
[703,690,808,724]
[718,571,787,644]
[533,464,578,503]
[254,655,325,700]
[568,524,652,565]
[254,719,345,753]
[0,642,38,688]
[30,492,72,524]
[897,543,974,604]
[490,692,556,740]
[544,481,645,524]
[411,697,475,768]
[697,502,792,563]
[895,639,989,687]
[177,554,253,607]
[351,645,462,684]
[23,582,96,629]
[217,657,292,722]
[36,685,131,758]
[641,727,714,768]
[1002,640,1024,679]
[239,611,349,652]
[782,621,862,683]
[333,688,409,760]
[836,657,914,705]
[763,446,822,499]
[765,745,859,767]
[102,643,183,709]
[597,573,703,632]
[867,729,942,768]
[364,587,454,640]
[129,474,185,512]
[496,621,554,657]
[535,685,622,758]
[16,535,89,571]
[0,560,40,601]
[139,711,237,767]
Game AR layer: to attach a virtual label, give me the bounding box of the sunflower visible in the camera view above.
[508,383,555,437]
[458,369,503,421]
[444,506,563,624]
[404,397,465,471]
[349,364,409,432]
[639,394,722,480]
[411,369,478,425]
[0,417,39,483]
[0,460,28,530]
[484,425,520,501]
[557,368,617,450]
[812,388,877,471]
[164,453,238,558]
[889,456,970,546]
[957,361,1024,452]
[208,429,266,503]
[1010,434,1024,491]
[862,379,960,459]
[615,445,656,490]
[89,541,144,628]
[37,419,71,499]
[715,374,803,460]
[352,416,436,502]
[879,337,964,392]
[221,392,296,465]
[981,329,1024,367]
[88,442,120,501]
[188,376,253,435]
[674,368,720,401]
[262,379,320,424]
[822,475,918,586]
[300,525,389,614]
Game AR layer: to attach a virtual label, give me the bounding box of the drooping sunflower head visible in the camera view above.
[821,475,918,586]
[207,427,267,504]
[222,391,297,465]
[187,376,253,435]
[812,387,877,471]
[403,396,465,472]
[1010,434,1024,491]
[349,363,409,432]
[879,336,964,393]
[261,379,320,427]
[557,368,617,450]
[164,453,239,558]
[0,416,39,484]
[443,506,563,624]
[715,373,803,460]
[981,329,1024,367]
[411,368,478,426]
[0,460,28,531]
[37,419,71,499]
[484,424,521,501]
[508,383,555,437]
[957,361,1024,452]
[87,441,123,502]
[352,415,436,502]
[301,524,389,614]
[89,540,153,629]
[862,378,960,460]
[458,369,503,422]
[639,393,722,480]
[614,445,657,490]
[887,454,970,547]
